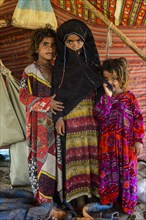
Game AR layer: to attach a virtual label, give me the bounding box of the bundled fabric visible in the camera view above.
[0,189,53,220]
[0,60,25,147]
[9,140,30,186]
[12,0,58,30]
[6,74,26,135]
[83,202,113,218]
[137,161,146,203]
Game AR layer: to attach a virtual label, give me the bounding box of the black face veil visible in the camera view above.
[52,19,104,122]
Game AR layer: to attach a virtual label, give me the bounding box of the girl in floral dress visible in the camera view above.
[94,57,144,214]
[19,27,64,205]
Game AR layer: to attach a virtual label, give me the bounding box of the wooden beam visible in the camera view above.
[81,0,146,62]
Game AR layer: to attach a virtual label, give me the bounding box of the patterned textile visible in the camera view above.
[52,0,146,26]
[94,91,144,214]
[120,0,146,26]
[19,63,59,204]
[63,92,99,202]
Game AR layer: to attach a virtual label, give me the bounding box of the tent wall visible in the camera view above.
[0,1,145,159]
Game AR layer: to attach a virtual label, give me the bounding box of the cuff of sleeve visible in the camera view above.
[53,112,63,123]
[134,138,143,144]
[101,94,113,104]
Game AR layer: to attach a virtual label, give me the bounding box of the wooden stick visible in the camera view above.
[81,0,146,62]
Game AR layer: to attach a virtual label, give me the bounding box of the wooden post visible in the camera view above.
[81,0,146,62]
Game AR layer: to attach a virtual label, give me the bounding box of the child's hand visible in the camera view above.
[134,142,143,156]
[50,94,64,114]
[103,83,113,97]
[55,117,65,136]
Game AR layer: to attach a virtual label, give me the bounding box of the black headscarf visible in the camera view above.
[52,19,104,122]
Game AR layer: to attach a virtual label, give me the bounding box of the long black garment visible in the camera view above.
[52,19,104,122]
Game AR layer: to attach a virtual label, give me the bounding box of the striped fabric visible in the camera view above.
[52,0,146,26]
[64,93,99,202]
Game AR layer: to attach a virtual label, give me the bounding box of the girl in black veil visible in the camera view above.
[52,19,104,216]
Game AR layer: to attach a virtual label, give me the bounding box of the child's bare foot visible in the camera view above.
[49,207,67,220]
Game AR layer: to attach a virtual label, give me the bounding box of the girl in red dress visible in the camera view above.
[19,27,64,205]
[94,57,144,214]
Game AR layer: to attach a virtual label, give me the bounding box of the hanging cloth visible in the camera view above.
[0,60,25,147]
[6,76,26,135]
[12,0,58,30]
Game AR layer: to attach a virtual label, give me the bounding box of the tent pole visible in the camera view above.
[81,0,146,62]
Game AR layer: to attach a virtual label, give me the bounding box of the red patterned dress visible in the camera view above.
[94,91,144,214]
[19,63,60,204]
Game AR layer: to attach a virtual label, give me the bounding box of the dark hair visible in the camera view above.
[102,57,128,90]
[29,27,56,61]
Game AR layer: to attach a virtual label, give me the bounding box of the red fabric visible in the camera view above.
[19,63,58,204]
